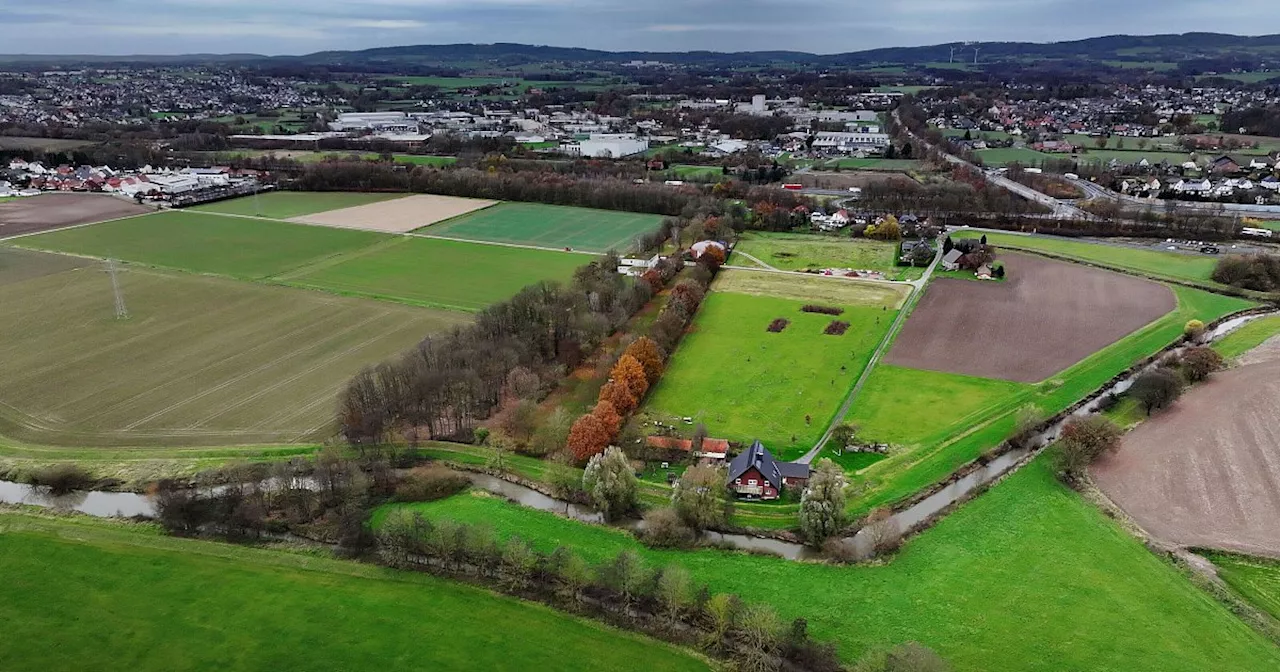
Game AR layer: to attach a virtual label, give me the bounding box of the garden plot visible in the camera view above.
[290,194,498,233]
[885,253,1175,382]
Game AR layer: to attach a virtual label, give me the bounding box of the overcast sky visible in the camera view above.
[5,0,1279,56]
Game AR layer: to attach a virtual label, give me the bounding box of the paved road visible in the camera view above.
[891,109,1094,221]
[797,237,943,464]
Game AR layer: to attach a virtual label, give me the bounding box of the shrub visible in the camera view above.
[801,304,845,316]
[1053,416,1123,481]
[1179,346,1225,383]
[392,466,470,503]
[766,317,790,332]
[640,506,697,548]
[1184,319,1206,340]
[1129,368,1185,415]
[27,464,94,495]
[824,320,851,335]
[1212,254,1280,291]
[821,537,862,564]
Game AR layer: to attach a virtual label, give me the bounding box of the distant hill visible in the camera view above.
[3,33,1280,70]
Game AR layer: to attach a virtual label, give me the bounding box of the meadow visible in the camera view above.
[822,158,924,171]
[1214,315,1280,360]
[963,231,1221,285]
[379,460,1280,672]
[0,257,463,447]
[0,512,707,672]
[421,202,663,253]
[641,283,901,459]
[1203,552,1280,620]
[281,236,586,312]
[732,232,904,275]
[16,211,385,279]
[974,147,1057,166]
[192,191,409,219]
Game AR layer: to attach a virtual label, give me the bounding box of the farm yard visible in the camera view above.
[0,512,707,672]
[885,253,1176,382]
[420,202,664,253]
[288,194,498,233]
[16,211,384,279]
[1092,354,1280,558]
[641,270,908,459]
[191,191,409,219]
[279,236,586,312]
[377,460,1280,672]
[0,254,464,447]
[0,193,152,239]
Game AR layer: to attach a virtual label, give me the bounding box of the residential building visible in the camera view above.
[725,440,810,500]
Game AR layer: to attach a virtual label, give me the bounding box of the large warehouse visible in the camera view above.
[571,134,650,158]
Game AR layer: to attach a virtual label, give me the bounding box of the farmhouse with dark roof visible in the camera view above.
[725,440,811,500]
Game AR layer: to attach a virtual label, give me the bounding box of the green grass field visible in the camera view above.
[282,236,586,312]
[0,512,706,672]
[963,232,1221,286]
[17,211,385,280]
[421,202,663,253]
[1204,552,1280,621]
[732,232,904,275]
[669,164,725,179]
[380,460,1280,672]
[844,284,1253,515]
[1214,315,1280,359]
[974,147,1057,166]
[192,192,409,219]
[847,365,1031,448]
[0,254,463,447]
[824,158,925,171]
[641,279,903,459]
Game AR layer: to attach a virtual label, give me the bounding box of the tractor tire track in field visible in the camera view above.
[67,308,344,423]
[186,314,411,429]
[122,312,389,431]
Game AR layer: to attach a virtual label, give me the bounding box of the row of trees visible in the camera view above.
[376,510,846,672]
[1212,254,1280,292]
[340,253,661,446]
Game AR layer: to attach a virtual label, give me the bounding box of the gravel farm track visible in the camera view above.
[884,252,1176,382]
[0,193,151,238]
[1093,347,1280,559]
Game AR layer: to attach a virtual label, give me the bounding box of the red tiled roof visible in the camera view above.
[645,436,731,452]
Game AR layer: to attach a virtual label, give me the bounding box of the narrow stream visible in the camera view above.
[3,310,1270,563]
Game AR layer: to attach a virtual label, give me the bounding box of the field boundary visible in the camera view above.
[414,233,600,256]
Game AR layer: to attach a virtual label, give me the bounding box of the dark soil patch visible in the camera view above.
[0,193,152,239]
[767,318,790,332]
[885,253,1175,382]
[824,320,850,335]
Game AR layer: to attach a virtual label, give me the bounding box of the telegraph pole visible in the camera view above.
[107,259,129,320]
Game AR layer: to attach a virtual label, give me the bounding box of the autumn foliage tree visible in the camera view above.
[567,412,612,463]
[598,380,638,415]
[592,400,623,440]
[624,337,665,385]
[699,244,726,270]
[612,354,650,400]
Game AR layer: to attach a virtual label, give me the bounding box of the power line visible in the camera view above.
[106,259,128,320]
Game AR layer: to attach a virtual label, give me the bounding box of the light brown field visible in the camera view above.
[0,193,152,239]
[885,253,1175,382]
[1093,357,1280,558]
[289,194,497,233]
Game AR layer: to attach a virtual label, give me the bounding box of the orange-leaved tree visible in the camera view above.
[611,354,650,401]
[598,380,638,415]
[624,336,665,386]
[592,400,623,439]
[567,412,612,463]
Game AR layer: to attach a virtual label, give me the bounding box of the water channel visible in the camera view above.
[3,309,1271,563]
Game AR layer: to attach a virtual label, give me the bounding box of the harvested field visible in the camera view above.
[1093,359,1280,558]
[0,262,464,447]
[0,193,151,239]
[290,194,497,233]
[713,269,910,309]
[885,253,1175,382]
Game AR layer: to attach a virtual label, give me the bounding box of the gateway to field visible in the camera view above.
[289,194,497,233]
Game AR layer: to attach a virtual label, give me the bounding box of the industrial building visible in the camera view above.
[570,134,650,158]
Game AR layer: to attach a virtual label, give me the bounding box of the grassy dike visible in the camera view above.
[375,459,1280,672]
[0,509,708,672]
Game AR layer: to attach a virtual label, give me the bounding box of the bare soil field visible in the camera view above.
[885,253,1175,382]
[1093,359,1280,558]
[289,194,497,233]
[0,193,151,239]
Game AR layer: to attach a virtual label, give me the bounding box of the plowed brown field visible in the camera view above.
[885,253,1175,382]
[0,193,151,239]
[1093,358,1280,558]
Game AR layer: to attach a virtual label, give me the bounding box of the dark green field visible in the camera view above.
[422,202,663,253]
[191,192,409,219]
